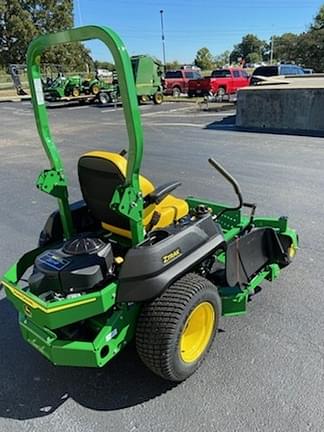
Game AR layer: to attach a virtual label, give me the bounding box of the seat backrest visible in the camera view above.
[78,151,154,231]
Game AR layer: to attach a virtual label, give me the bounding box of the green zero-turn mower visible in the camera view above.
[1,26,298,382]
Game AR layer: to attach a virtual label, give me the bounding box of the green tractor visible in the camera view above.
[1,26,298,382]
[44,72,117,102]
[131,55,164,104]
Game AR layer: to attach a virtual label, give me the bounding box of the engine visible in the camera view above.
[29,235,114,297]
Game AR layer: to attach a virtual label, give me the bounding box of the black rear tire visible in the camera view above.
[136,273,221,382]
[98,92,109,104]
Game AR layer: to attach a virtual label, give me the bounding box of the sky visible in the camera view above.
[74,0,324,63]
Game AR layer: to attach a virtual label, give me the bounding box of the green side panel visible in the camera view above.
[91,303,140,367]
[19,314,57,361]
[19,304,140,368]
[219,265,281,317]
[218,286,247,316]
[52,341,99,367]
[131,55,161,96]
[4,278,117,330]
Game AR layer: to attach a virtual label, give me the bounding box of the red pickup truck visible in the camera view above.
[163,69,202,96]
[188,67,250,97]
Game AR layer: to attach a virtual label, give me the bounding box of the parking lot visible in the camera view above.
[0,100,323,432]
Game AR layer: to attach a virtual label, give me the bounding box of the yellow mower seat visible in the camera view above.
[78,151,189,239]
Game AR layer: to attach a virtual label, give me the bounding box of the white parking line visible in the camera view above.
[148,111,236,118]
[67,105,90,110]
[141,106,192,117]
[14,110,33,116]
[101,121,204,128]
[101,107,122,113]
[147,122,203,128]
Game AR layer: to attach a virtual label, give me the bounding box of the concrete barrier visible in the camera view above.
[236,84,324,134]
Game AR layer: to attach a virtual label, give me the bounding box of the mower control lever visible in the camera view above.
[145,181,182,205]
[208,158,243,209]
[208,158,244,220]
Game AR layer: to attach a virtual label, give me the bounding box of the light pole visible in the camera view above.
[270,35,274,64]
[160,10,166,69]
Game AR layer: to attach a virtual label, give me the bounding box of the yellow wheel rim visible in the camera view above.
[72,88,80,97]
[180,302,215,363]
[92,85,100,95]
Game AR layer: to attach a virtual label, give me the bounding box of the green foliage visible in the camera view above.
[0,0,93,71]
[94,60,115,71]
[194,47,214,70]
[272,5,324,71]
[247,52,261,64]
[165,60,181,70]
[272,33,299,63]
[214,50,230,67]
[230,34,266,64]
[312,4,324,30]
[296,29,324,72]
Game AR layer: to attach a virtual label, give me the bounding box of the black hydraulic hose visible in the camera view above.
[208,158,243,219]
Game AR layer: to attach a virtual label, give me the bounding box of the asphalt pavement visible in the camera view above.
[0,100,323,432]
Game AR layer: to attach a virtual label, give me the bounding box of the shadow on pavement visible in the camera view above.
[46,101,122,110]
[205,114,324,137]
[204,114,236,130]
[0,296,177,421]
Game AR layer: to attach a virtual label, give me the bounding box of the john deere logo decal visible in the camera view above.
[162,248,182,265]
[24,304,32,318]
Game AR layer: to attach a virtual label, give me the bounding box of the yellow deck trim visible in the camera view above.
[1,280,96,313]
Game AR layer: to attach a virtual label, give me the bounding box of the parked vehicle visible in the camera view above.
[250,64,305,85]
[131,55,164,104]
[43,73,117,102]
[188,67,250,97]
[163,69,202,96]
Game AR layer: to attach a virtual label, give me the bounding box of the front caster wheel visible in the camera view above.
[136,273,221,382]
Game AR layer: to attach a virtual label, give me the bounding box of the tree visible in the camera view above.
[247,52,261,64]
[296,29,324,71]
[295,4,324,71]
[94,60,115,71]
[214,50,230,67]
[312,4,324,30]
[272,33,299,63]
[0,0,37,66]
[165,60,181,70]
[230,34,266,64]
[194,47,214,70]
[0,0,93,71]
